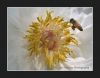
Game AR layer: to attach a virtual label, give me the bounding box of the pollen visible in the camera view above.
[24,10,80,69]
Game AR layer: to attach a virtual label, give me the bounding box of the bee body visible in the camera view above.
[70,18,83,31]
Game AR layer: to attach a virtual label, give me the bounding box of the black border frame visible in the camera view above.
[0,0,97,77]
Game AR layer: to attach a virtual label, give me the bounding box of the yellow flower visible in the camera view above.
[24,10,79,69]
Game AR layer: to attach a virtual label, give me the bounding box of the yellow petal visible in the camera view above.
[53,16,64,24]
[58,53,66,62]
[70,37,78,45]
[46,56,54,69]
[63,29,70,35]
[61,22,71,29]
[44,11,53,26]
[32,22,40,29]
[70,51,77,58]
[37,16,43,23]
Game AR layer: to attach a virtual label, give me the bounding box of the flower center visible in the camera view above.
[41,29,59,51]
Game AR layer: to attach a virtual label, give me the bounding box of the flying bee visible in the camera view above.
[70,18,83,31]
